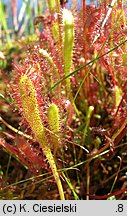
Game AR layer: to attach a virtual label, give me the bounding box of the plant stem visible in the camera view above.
[44,147,65,200]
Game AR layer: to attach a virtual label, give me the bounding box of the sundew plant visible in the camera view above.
[0,0,127,200]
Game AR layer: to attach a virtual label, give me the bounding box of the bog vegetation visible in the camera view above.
[0,0,127,199]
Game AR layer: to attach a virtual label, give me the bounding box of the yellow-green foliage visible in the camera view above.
[47,0,56,14]
[48,103,60,150]
[52,22,60,43]
[19,74,65,200]
[114,85,122,107]
[39,48,60,80]
[19,74,48,150]
[47,0,60,15]
[63,8,74,93]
